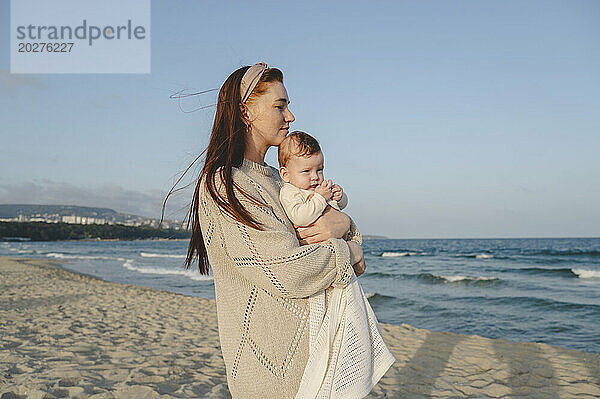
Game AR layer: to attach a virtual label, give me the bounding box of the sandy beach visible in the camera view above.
[1,256,599,399]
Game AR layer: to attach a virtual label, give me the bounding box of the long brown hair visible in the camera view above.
[181,65,284,275]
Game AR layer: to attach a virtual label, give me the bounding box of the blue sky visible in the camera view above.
[1,0,598,238]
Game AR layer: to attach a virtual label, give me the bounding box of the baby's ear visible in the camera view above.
[279,166,289,182]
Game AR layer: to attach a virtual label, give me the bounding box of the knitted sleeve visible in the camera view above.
[337,191,348,210]
[345,216,362,245]
[279,183,328,227]
[199,172,355,299]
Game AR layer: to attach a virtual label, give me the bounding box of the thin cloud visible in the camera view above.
[0,180,190,221]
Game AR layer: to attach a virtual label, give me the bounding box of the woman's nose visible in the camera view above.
[285,108,295,123]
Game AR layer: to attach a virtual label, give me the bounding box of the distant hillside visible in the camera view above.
[0,204,183,229]
[0,221,190,241]
[0,204,123,219]
[363,235,389,240]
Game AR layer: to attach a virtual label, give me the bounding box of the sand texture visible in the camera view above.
[1,256,599,398]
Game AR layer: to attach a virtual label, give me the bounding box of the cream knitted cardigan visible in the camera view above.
[197,159,361,398]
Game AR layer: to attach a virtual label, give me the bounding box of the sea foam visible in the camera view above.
[140,252,186,259]
[381,251,420,257]
[122,259,212,281]
[457,253,494,259]
[437,274,498,283]
[571,268,600,279]
[45,252,125,261]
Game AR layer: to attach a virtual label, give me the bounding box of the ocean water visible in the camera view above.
[2,237,599,354]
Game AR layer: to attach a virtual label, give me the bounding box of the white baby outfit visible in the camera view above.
[279,182,395,399]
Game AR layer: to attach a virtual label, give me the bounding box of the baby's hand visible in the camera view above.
[314,180,333,201]
[331,184,343,201]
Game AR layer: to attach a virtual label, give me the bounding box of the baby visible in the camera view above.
[278,131,395,399]
[278,136,348,227]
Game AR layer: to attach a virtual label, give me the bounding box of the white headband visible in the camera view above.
[240,62,268,103]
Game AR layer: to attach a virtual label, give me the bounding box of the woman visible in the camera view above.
[186,63,366,398]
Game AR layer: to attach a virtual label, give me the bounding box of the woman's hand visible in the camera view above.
[347,241,366,277]
[295,206,350,245]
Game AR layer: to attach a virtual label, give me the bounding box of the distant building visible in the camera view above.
[62,215,79,224]
[61,215,106,225]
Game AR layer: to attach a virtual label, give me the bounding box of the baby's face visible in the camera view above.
[281,151,325,190]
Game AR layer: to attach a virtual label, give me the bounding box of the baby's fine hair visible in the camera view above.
[278,131,322,167]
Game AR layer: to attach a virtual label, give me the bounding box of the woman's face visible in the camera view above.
[245,81,295,149]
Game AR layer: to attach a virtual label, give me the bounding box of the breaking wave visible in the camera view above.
[122,259,212,281]
[507,267,600,279]
[456,253,495,259]
[140,252,186,259]
[45,252,125,261]
[572,268,600,279]
[365,292,396,303]
[418,273,499,284]
[381,251,423,257]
